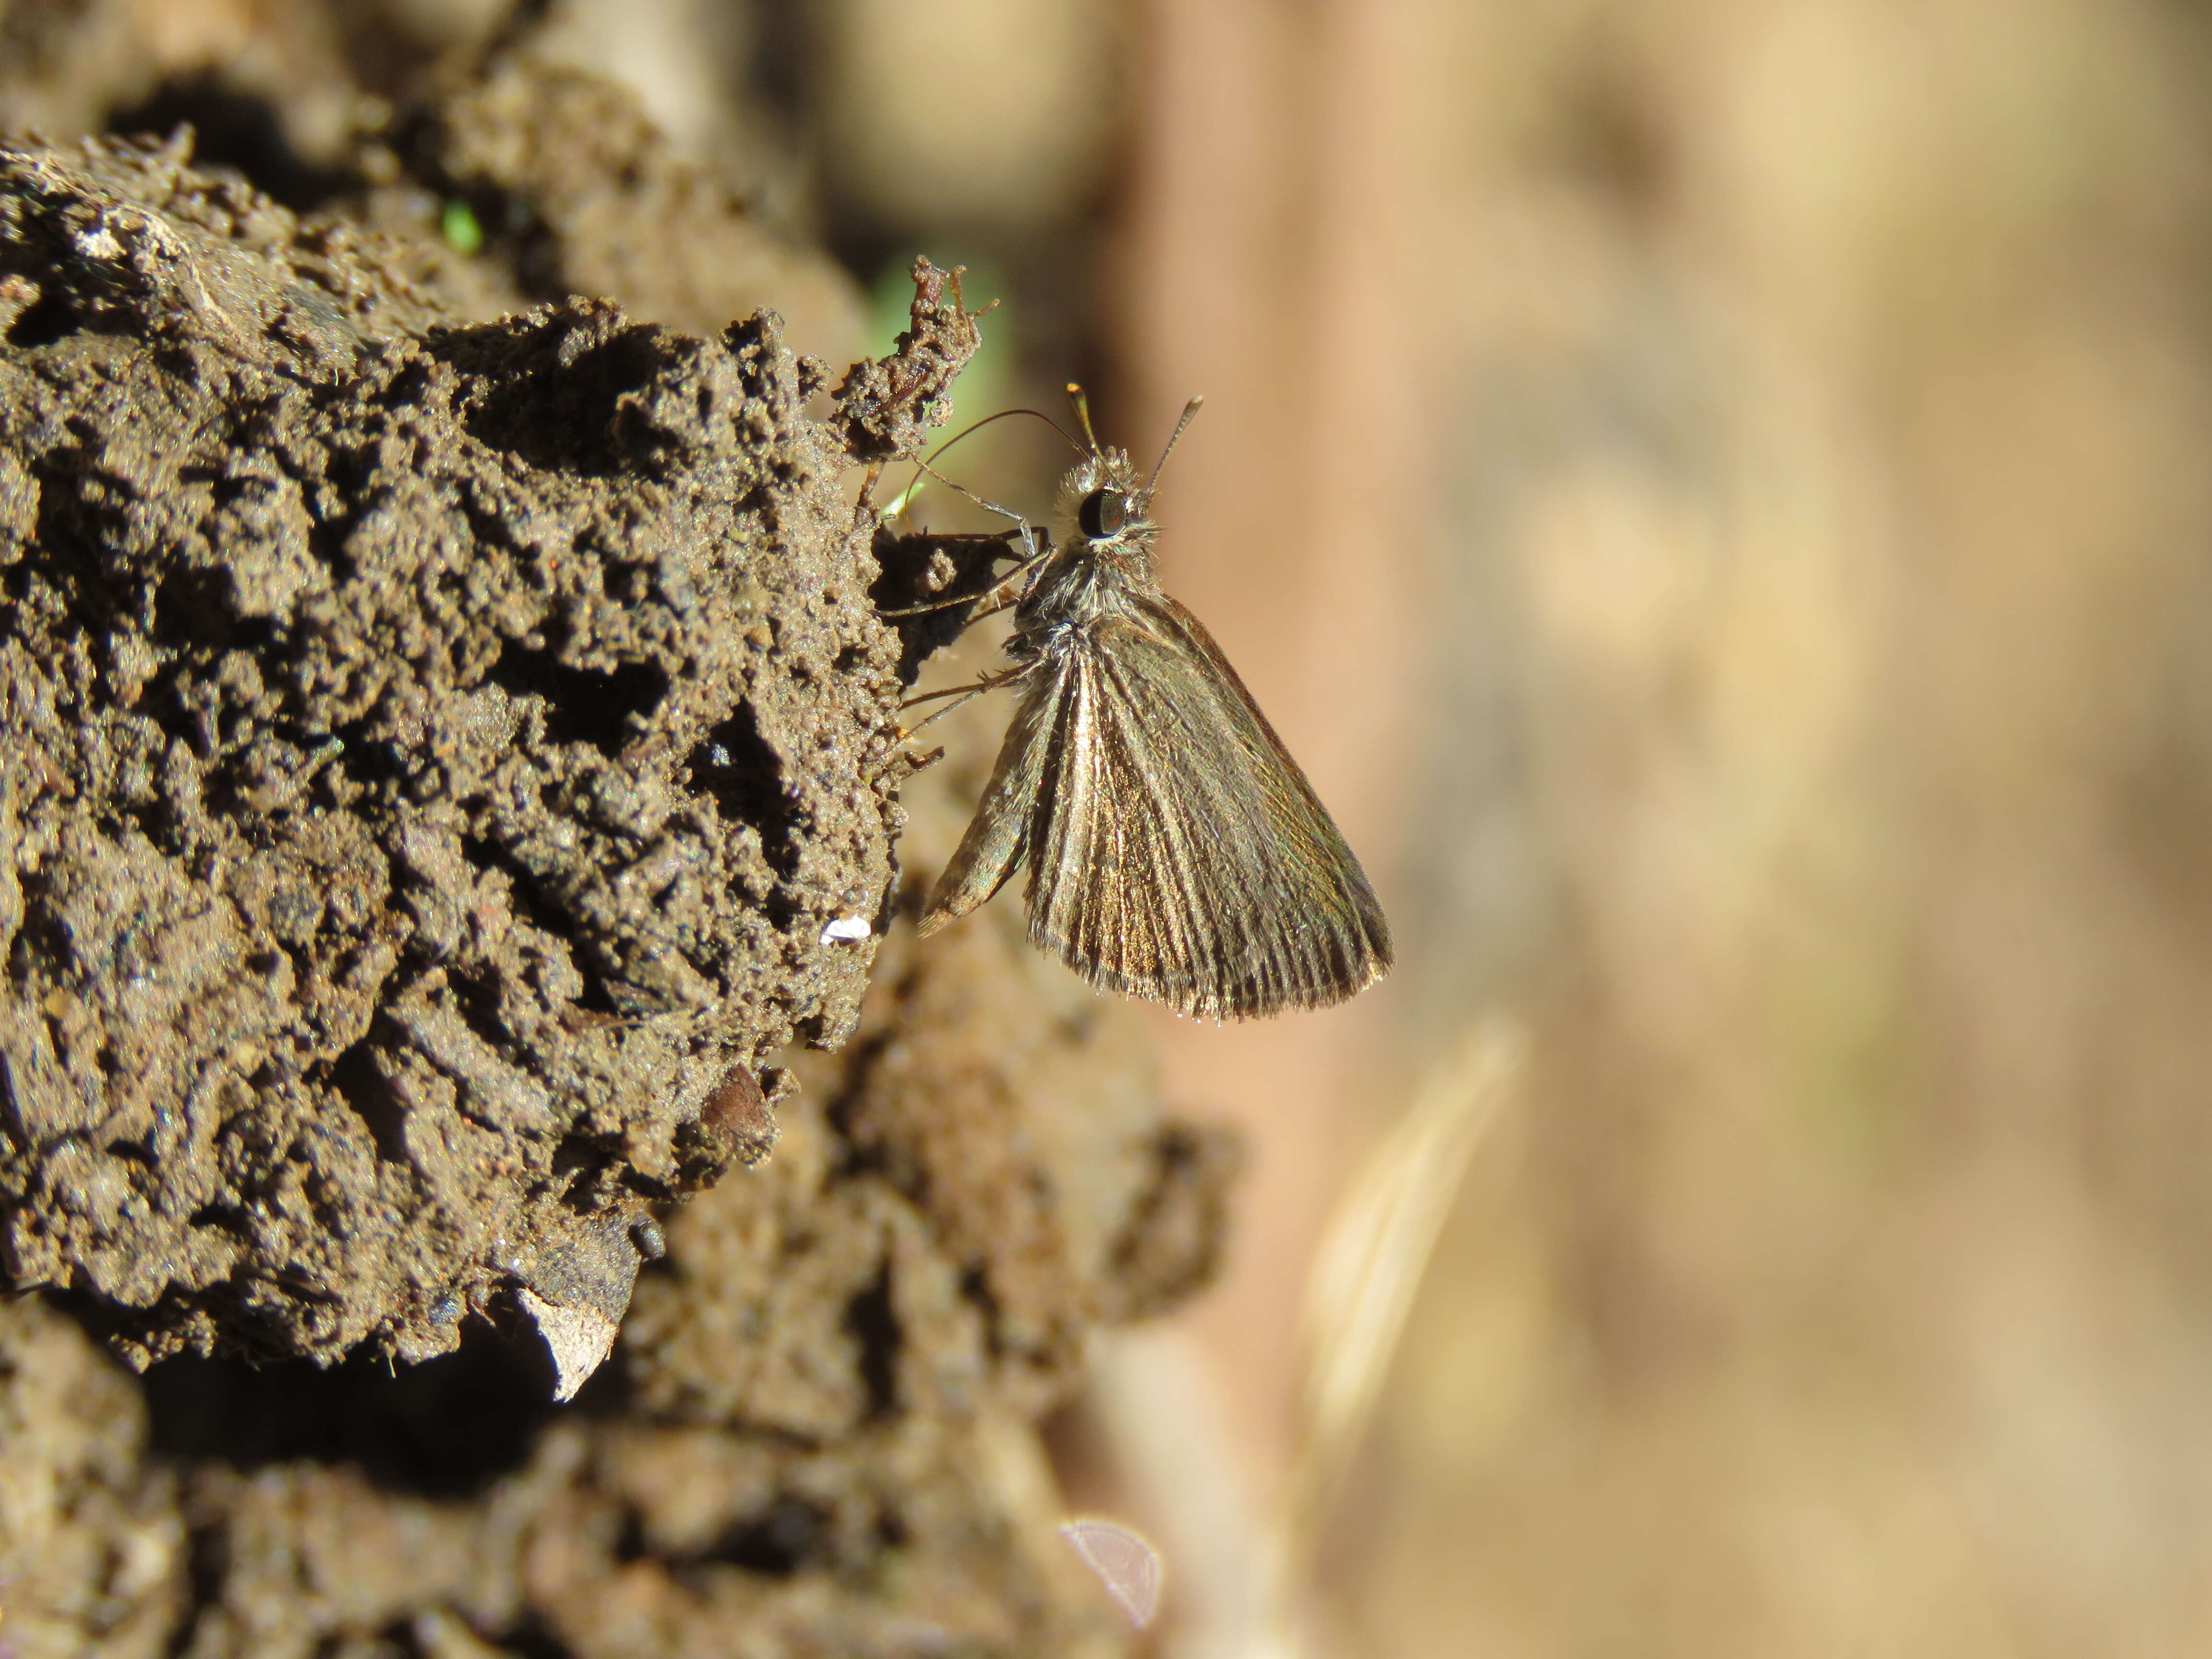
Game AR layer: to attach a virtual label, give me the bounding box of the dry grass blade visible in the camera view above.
[1272,1016,1529,1621]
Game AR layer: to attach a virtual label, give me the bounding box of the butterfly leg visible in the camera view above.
[898,454,1043,538]
[898,661,1034,737]
[877,537,1043,619]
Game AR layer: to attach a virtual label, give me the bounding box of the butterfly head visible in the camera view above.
[1056,447,1156,568]
[1053,383,1205,572]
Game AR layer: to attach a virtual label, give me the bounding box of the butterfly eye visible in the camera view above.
[1078,488,1131,541]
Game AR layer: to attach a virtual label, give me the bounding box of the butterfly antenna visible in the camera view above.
[1066,383,1105,455]
[1145,395,1205,490]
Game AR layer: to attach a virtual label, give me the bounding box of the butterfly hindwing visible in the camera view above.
[1024,596,1393,1018]
[918,664,1056,935]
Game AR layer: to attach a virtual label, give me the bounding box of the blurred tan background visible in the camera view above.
[1119,0,2212,1654]
[858,0,2212,1653]
[16,0,2212,1651]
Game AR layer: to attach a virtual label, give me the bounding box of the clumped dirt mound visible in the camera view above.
[380,53,866,362]
[0,1295,182,1654]
[0,884,1233,1659]
[0,133,974,1369]
[0,20,1240,1657]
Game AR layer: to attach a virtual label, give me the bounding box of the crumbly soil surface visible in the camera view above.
[0,128,950,1370]
[0,18,1236,1656]
[0,903,1234,1658]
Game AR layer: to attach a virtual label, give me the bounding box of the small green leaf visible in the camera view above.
[440,200,484,256]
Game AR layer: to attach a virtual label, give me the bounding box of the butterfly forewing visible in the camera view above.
[1024,595,1392,1019]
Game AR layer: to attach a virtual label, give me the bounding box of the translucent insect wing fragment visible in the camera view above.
[1059,1516,1163,1629]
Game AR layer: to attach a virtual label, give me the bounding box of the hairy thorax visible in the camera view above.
[1014,543,1158,661]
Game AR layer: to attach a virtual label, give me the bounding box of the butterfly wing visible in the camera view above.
[1025,595,1392,1018]
[917,662,1058,936]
